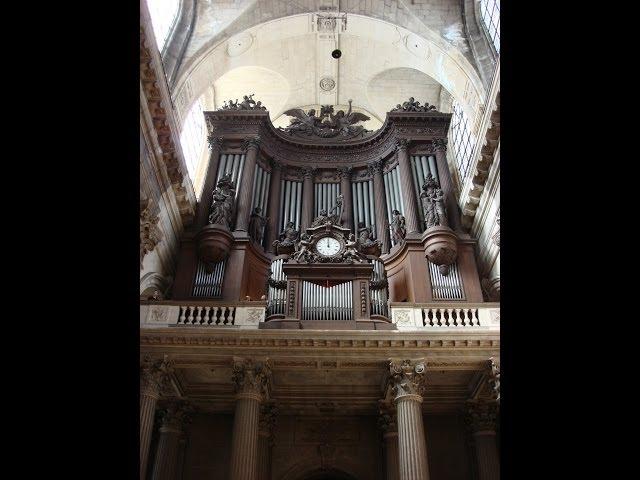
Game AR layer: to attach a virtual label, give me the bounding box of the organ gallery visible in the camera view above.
[140,2,500,479]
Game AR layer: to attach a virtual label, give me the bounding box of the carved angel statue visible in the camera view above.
[311,209,330,227]
[272,221,299,254]
[280,108,320,135]
[327,194,344,225]
[208,173,236,228]
[357,222,376,247]
[331,99,370,137]
[343,234,368,263]
[291,233,316,263]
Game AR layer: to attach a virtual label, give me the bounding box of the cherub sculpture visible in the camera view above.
[330,99,370,137]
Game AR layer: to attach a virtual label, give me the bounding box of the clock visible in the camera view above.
[315,236,342,257]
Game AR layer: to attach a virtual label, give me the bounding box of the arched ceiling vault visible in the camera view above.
[172,6,486,130]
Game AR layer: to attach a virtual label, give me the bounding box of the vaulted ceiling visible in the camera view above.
[170,0,486,130]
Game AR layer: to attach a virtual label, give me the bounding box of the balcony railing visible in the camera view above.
[390,303,500,331]
[140,300,266,329]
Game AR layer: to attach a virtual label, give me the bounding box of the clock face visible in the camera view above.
[315,236,341,256]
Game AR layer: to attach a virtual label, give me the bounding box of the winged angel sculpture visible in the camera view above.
[280,100,371,139]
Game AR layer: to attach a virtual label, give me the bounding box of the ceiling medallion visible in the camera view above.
[319,77,336,91]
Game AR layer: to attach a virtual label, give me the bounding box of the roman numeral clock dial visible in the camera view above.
[316,236,341,257]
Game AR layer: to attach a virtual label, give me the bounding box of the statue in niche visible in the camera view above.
[390,209,406,244]
[248,207,268,245]
[272,221,299,254]
[208,173,236,228]
[420,174,448,229]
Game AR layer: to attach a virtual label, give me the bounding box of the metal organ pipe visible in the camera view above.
[428,155,439,185]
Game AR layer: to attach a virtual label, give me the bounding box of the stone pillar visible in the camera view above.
[300,167,315,231]
[235,136,261,232]
[395,140,421,234]
[433,139,462,232]
[229,358,272,480]
[466,400,500,480]
[337,166,354,232]
[257,403,277,480]
[266,161,283,253]
[388,360,430,480]
[379,402,399,480]
[196,136,224,229]
[140,356,172,480]
[368,159,391,253]
[151,401,193,480]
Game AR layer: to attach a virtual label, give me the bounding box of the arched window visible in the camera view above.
[480,0,500,54]
[179,97,206,183]
[147,0,180,51]
[449,101,478,185]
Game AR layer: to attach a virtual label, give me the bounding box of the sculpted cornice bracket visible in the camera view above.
[231,357,273,399]
[387,359,426,401]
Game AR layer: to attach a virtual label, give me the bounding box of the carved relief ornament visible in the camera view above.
[158,400,193,432]
[231,357,273,399]
[388,359,426,401]
[140,355,173,397]
[140,198,163,269]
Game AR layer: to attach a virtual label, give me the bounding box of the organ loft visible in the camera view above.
[141,96,500,480]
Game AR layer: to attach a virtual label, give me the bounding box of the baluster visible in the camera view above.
[230,307,236,325]
[177,306,185,325]
[202,306,211,325]
[474,308,480,327]
[435,309,441,327]
[222,307,229,325]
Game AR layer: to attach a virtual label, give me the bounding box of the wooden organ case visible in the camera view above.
[170,98,485,329]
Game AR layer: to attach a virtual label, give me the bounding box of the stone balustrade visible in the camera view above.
[140,301,266,329]
[390,303,500,331]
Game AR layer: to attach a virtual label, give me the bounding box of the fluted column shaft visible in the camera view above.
[151,426,181,480]
[266,163,283,253]
[229,393,262,480]
[433,140,462,231]
[257,432,271,480]
[370,161,390,253]
[300,169,315,230]
[396,141,420,234]
[140,385,159,480]
[235,138,261,232]
[473,432,500,480]
[338,167,354,232]
[384,431,400,480]
[196,137,223,228]
[396,395,430,480]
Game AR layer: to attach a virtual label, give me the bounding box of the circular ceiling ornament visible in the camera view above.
[226,33,253,57]
[319,77,336,91]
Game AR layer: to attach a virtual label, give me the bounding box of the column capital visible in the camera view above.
[367,158,386,176]
[336,165,353,180]
[207,135,224,150]
[378,400,398,435]
[395,138,411,152]
[232,357,273,400]
[301,166,317,179]
[432,138,448,152]
[387,359,426,401]
[269,158,284,171]
[158,400,194,433]
[140,355,173,398]
[466,400,499,434]
[488,357,500,403]
[242,136,262,152]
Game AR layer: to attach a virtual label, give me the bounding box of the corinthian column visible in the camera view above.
[140,356,172,480]
[151,400,193,480]
[388,360,430,480]
[235,136,261,232]
[300,167,315,231]
[395,140,420,234]
[337,166,354,232]
[257,403,277,480]
[466,400,500,480]
[229,357,273,480]
[368,159,391,253]
[196,136,224,228]
[433,139,462,232]
[379,401,399,480]
[266,161,283,253]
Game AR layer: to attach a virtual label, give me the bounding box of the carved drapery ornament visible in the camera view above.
[466,400,499,433]
[388,359,427,401]
[231,358,272,399]
[140,355,173,397]
[392,97,439,113]
[140,198,163,269]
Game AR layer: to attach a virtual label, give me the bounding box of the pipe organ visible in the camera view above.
[171,98,485,322]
